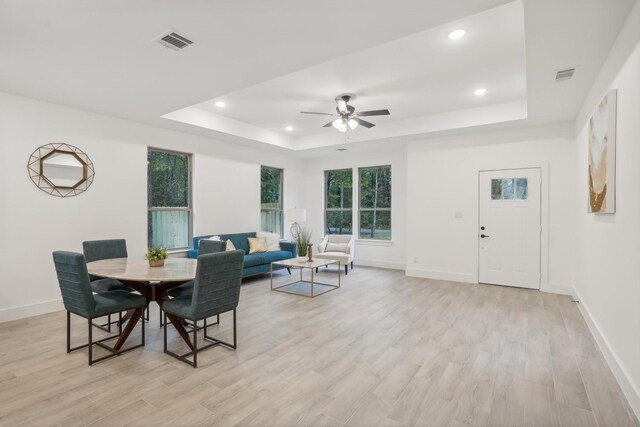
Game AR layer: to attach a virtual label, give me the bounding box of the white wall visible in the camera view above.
[0,91,305,322]
[405,123,577,294]
[573,2,640,415]
[303,148,407,269]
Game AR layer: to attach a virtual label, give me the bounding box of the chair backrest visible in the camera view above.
[189,250,244,321]
[82,239,128,263]
[198,239,227,256]
[327,235,353,244]
[52,251,95,318]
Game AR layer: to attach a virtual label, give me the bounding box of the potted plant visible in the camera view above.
[292,225,312,258]
[145,247,168,267]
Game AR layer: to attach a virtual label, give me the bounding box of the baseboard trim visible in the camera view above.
[541,282,574,295]
[355,259,405,270]
[574,288,640,420]
[0,299,64,323]
[405,268,475,284]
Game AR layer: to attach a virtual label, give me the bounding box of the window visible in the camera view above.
[147,149,192,250]
[359,165,391,240]
[491,178,528,200]
[324,169,353,235]
[261,166,283,237]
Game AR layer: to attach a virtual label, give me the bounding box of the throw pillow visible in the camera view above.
[247,237,268,254]
[225,239,236,251]
[325,242,349,253]
[207,235,221,241]
[256,231,281,251]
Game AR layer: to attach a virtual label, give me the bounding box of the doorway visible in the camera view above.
[478,168,541,289]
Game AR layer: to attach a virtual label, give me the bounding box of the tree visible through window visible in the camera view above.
[359,165,391,240]
[261,166,283,237]
[325,169,353,235]
[147,149,192,249]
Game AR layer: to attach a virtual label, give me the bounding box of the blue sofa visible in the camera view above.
[187,232,297,277]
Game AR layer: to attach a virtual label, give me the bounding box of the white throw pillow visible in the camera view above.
[325,242,349,253]
[207,235,221,241]
[225,239,236,251]
[256,231,281,251]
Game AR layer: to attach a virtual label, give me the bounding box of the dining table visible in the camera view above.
[87,257,197,351]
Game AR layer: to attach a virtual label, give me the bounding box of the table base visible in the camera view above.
[271,263,340,298]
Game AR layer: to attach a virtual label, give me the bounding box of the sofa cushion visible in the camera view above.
[248,237,268,254]
[220,232,256,254]
[257,231,281,251]
[263,250,294,264]
[243,253,266,268]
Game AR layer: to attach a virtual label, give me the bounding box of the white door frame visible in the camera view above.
[473,162,550,291]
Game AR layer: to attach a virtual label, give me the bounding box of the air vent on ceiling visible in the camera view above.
[555,68,576,82]
[155,29,194,51]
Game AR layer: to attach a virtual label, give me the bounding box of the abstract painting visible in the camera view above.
[588,90,617,213]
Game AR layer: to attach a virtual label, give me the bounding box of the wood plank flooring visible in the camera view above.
[0,266,637,426]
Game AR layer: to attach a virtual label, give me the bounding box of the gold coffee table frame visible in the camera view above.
[270,257,341,298]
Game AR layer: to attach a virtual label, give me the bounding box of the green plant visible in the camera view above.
[145,247,168,261]
[292,225,312,257]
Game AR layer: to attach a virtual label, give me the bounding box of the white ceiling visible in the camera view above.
[0,0,636,156]
[182,1,526,138]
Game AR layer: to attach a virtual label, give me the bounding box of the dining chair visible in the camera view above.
[157,239,228,329]
[52,251,146,365]
[82,239,140,331]
[163,250,243,367]
[167,239,227,299]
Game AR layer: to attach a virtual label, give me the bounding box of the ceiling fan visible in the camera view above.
[300,95,390,132]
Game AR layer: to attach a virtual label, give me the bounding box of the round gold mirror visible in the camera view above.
[28,143,95,197]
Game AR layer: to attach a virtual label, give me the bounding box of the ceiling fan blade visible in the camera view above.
[300,111,334,116]
[356,109,390,117]
[323,120,335,127]
[353,117,375,128]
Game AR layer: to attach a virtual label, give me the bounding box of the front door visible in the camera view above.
[478,168,541,289]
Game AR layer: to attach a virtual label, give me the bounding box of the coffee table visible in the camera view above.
[270,257,340,298]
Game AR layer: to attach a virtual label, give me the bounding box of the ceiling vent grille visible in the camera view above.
[156,30,194,51]
[555,68,576,82]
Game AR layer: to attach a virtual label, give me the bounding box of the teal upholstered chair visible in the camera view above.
[167,239,227,299]
[83,239,131,292]
[82,239,138,331]
[53,251,146,365]
[163,250,243,367]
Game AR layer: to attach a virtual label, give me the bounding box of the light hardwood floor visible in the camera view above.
[0,266,637,427]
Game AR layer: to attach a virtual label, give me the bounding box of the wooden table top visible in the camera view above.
[87,257,197,282]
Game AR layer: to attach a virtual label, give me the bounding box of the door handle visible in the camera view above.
[480,234,490,238]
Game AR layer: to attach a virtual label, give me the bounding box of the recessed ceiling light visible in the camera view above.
[285,126,294,132]
[448,29,466,40]
[474,88,487,96]
[215,101,226,108]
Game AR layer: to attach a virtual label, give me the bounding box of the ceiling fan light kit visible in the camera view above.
[301,94,390,133]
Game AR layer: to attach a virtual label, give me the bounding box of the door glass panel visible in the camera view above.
[491,179,503,200]
[502,179,514,199]
[515,178,528,200]
[491,177,528,200]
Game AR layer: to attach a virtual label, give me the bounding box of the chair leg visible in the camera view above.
[316,267,318,273]
[163,312,167,352]
[88,318,93,365]
[193,323,198,368]
[345,265,348,275]
[351,261,354,269]
[66,311,71,353]
[233,309,237,349]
